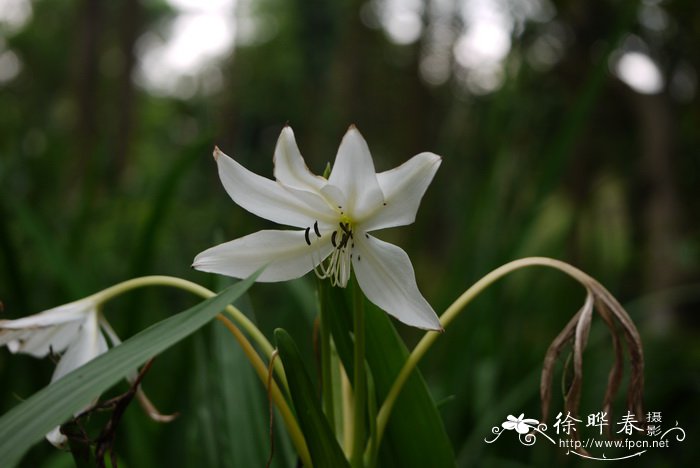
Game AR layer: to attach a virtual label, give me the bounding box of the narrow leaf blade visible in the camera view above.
[364,303,455,467]
[274,328,349,468]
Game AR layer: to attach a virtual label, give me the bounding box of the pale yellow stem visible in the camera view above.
[89,275,288,390]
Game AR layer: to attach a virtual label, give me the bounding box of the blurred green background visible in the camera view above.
[1,0,698,466]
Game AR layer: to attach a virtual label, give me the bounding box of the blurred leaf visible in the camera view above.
[12,200,88,297]
[130,145,201,277]
[0,273,259,466]
[364,303,455,468]
[274,328,349,468]
[187,303,295,467]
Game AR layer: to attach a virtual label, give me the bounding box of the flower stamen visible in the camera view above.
[313,223,355,287]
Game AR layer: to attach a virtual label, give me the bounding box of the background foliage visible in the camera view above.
[1,0,698,466]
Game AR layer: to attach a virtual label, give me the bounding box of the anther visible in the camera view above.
[313,221,321,237]
[339,233,349,249]
[304,227,311,246]
[331,231,338,247]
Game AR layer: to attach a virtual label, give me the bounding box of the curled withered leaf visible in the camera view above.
[591,295,623,437]
[540,293,590,420]
[588,280,645,421]
[538,260,645,437]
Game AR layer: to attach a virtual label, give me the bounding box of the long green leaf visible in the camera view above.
[326,289,454,467]
[364,303,455,467]
[187,306,295,467]
[274,328,349,468]
[0,272,259,467]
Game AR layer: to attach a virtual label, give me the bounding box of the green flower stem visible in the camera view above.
[317,280,336,431]
[350,277,366,468]
[216,314,311,467]
[370,257,593,456]
[342,366,353,455]
[89,275,288,391]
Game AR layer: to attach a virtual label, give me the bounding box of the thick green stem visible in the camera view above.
[350,277,366,467]
[370,257,596,456]
[317,280,336,431]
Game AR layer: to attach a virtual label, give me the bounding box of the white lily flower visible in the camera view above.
[193,125,443,330]
[0,298,107,447]
[0,298,174,447]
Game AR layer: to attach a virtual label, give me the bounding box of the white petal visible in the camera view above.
[193,229,334,282]
[360,152,441,231]
[46,427,67,448]
[214,147,335,228]
[328,127,384,219]
[0,300,94,357]
[502,421,517,430]
[44,313,108,445]
[273,127,327,192]
[3,321,82,358]
[50,311,108,384]
[352,234,441,330]
[0,299,92,329]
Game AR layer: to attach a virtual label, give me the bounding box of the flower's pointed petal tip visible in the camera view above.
[190,255,211,272]
[415,317,443,332]
[413,151,442,170]
[401,314,443,332]
[344,124,365,140]
[6,339,20,353]
[46,427,67,448]
[427,152,442,164]
[212,146,224,161]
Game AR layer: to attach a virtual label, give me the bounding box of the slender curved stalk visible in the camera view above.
[370,257,599,455]
[89,275,288,390]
